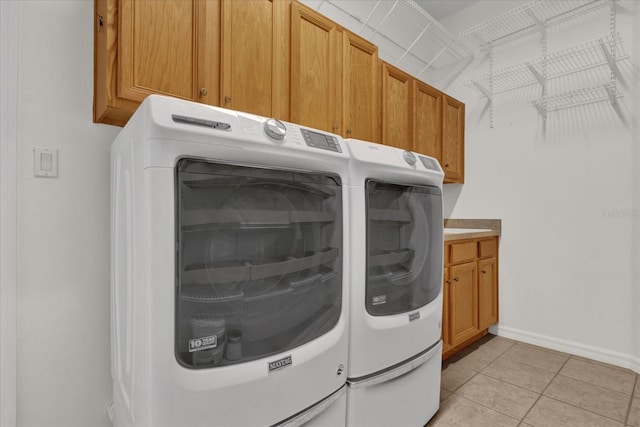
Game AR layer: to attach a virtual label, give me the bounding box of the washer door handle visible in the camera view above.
[347,341,441,389]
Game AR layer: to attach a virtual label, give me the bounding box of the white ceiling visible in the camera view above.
[414,0,478,21]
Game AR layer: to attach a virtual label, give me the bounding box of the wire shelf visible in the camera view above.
[457,0,624,122]
[459,0,609,48]
[463,34,628,95]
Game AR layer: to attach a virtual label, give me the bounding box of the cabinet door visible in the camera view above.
[221,0,289,118]
[442,268,452,354]
[381,62,412,151]
[478,257,498,330]
[449,261,478,347]
[414,81,443,162]
[118,0,218,104]
[442,95,465,183]
[290,2,339,133]
[342,30,378,142]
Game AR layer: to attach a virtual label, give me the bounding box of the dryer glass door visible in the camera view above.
[176,159,343,368]
[365,180,443,316]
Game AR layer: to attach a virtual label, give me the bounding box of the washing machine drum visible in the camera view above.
[175,159,344,368]
[365,180,443,317]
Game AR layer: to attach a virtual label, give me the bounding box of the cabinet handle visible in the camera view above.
[445,163,450,168]
[200,88,208,96]
[346,128,352,135]
[481,270,487,274]
[445,280,451,285]
[332,123,339,132]
[453,277,459,282]
[224,95,232,103]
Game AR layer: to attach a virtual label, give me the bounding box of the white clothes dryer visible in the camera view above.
[345,139,444,427]
[111,95,350,427]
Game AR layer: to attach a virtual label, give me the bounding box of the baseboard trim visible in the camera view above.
[491,325,640,375]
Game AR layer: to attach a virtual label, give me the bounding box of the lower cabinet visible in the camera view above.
[442,236,499,360]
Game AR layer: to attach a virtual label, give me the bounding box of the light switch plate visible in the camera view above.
[33,147,58,178]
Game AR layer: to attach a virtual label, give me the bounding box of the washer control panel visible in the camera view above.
[418,155,441,172]
[300,128,342,152]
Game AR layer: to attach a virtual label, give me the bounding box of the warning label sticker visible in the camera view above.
[189,335,218,352]
[372,295,387,305]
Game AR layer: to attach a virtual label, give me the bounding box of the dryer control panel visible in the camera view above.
[300,128,342,153]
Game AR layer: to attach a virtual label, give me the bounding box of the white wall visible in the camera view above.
[1,1,18,425]
[16,2,119,426]
[441,1,640,371]
[9,1,639,425]
[632,0,640,373]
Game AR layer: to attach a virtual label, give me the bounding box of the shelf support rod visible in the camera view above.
[488,44,494,128]
[532,103,547,120]
[524,9,545,34]
[472,34,491,52]
[358,0,381,36]
[395,23,431,65]
[472,81,493,101]
[526,63,546,87]
[369,0,398,41]
[417,41,450,77]
[604,83,626,123]
[599,39,620,83]
[604,84,617,106]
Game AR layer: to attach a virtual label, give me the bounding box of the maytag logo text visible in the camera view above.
[268,355,293,372]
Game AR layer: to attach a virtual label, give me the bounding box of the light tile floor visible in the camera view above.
[427,335,640,427]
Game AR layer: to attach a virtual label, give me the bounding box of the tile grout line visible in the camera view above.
[560,356,638,395]
[451,342,556,424]
[549,375,632,424]
[624,373,639,426]
[540,394,631,425]
[443,341,638,427]
[542,354,636,425]
[443,339,516,394]
[516,352,572,425]
[500,350,565,376]
[438,340,521,424]
[481,375,548,402]
[480,359,556,396]
[448,393,522,425]
[479,364,554,396]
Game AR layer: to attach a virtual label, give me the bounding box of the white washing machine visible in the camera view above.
[111,95,350,426]
[345,139,444,427]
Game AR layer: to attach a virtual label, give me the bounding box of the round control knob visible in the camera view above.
[403,150,417,165]
[264,118,286,140]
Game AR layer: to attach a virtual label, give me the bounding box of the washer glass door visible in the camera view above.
[365,180,443,316]
[176,159,343,368]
